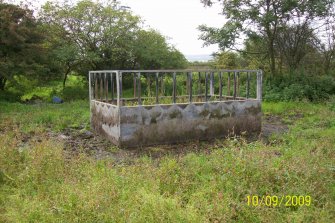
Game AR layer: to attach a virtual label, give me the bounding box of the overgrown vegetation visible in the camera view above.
[0,100,334,222]
[0,0,334,221]
[0,0,188,98]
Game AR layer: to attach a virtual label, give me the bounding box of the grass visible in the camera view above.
[0,100,90,133]
[0,99,334,222]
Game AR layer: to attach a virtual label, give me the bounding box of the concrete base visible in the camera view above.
[91,100,261,148]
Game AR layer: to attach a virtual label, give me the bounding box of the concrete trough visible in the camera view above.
[89,70,262,148]
[91,99,261,148]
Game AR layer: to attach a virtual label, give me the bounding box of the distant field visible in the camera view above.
[0,99,334,222]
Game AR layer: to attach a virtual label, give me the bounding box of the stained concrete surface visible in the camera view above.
[91,100,262,148]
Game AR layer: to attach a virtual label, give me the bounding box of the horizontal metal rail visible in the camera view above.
[89,70,262,107]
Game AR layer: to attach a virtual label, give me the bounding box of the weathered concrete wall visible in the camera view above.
[91,100,261,148]
[91,101,120,146]
[118,100,261,148]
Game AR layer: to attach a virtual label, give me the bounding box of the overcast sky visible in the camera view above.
[122,0,224,55]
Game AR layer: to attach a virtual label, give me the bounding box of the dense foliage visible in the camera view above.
[0,0,187,96]
[199,0,335,77]
[0,0,334,102]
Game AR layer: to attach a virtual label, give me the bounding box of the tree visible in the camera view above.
[315,24,335,74]
[0,2,47,90]
[132,29,187,69]
[199,0,334,76]
[275,23,317,73]
[41,0,141,84]
[212,51,238,69]
[41,0,187,87]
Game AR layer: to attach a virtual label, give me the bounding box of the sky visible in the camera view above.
[121,0,224,56]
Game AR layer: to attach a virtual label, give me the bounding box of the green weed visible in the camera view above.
[0,100,334,222]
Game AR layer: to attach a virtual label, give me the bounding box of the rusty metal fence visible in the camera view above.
[89,70,262,106]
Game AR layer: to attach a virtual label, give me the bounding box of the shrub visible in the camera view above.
[264,74,335,101]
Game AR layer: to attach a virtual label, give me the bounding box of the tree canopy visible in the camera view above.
[199,0,335,75]
[0,0,187,90]
[0,2,48,90]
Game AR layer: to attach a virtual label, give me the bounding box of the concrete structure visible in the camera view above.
[89,70,262,148]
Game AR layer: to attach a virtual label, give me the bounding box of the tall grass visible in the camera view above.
[0,100,334,222]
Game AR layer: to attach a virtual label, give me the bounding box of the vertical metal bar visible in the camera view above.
[210,72,214,96]
[205,72,208,102]
[173,72,176,104]
[100,73,103,101]
[133,73,136,98]
[186,72,189,95]
[111,73,114,102]
[257,70,263,100]
[246,72,250,99]
[198,72,201,95]
[120,72,123,104]
[116,71,121,107]
[137,72,141,105]
[155,72,159,104]
[105,73,108,102]
[95,73,98,100]
[227,72,231,97]
[219,71,222,101]
[237,72,240,98]
[233,71,237,100]
[146,73,151,97]
[188,72,193,103]
[161,74,164,96]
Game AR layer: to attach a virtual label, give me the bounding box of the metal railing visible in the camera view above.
[89,69,262,106]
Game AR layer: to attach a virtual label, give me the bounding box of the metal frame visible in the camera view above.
[89,69,263,107]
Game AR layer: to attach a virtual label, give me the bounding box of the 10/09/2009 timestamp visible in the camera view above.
[246,195,312,207]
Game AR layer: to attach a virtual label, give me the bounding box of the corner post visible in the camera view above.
[116,71,122,107]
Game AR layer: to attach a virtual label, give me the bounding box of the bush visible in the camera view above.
[0,75,89,103]
[264,74,335,101]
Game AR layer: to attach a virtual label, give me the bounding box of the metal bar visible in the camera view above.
[120,73,123,103]
[155,72,159,104]
[246,72,250,99]
[219,71,222,101]
[105,73,108,102]
[95,73,98,100]
[257,70,262,100]
[111,73,114,102]
[173,72,176,103]
[133,73,136,98]
[146,73,150,97]
[161,74,164,96]
[188,72,193,103]
[100,73,103,101]
[210,72,214,96]
[137,72,142,105]
[116,71,121,106]
[237,72,240,97]
[227,72,231,96]
[198,72,201,95]
[205,72,208,102]
[233,72,237,100]
[104,69,262,73]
